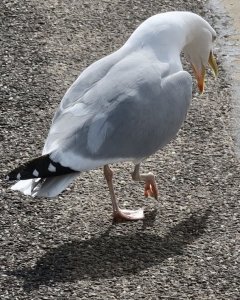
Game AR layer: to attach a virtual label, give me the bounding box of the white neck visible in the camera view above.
[124,12,214,71]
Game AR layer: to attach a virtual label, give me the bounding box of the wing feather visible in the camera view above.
[43,50,192,171]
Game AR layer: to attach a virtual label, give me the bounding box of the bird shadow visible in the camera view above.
[11,209,211,291]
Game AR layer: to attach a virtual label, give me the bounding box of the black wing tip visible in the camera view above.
[6,154,76,181]
[4,175,10,181]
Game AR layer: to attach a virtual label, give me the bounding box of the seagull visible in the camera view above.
[6,11,218,222]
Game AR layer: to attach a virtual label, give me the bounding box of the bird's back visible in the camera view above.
[47,50,192,170]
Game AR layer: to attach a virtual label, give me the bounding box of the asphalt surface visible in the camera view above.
[0,0,239,299]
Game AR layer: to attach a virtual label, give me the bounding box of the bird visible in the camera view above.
[6,11,218,222]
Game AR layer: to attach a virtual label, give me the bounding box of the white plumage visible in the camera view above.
[8,11,217,221]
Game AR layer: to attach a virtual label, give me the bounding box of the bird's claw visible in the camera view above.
[113,208,144,223]
[144,180,158,200]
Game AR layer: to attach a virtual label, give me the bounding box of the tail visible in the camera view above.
[6,154,77,181]
[6,154,80,198]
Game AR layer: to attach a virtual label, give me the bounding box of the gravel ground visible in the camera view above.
[0,0,239,299]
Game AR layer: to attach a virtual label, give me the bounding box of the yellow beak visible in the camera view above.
[191,51,218,94]
[191,63,206,94]
[208,51,218,77]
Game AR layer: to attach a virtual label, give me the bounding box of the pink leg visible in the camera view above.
[132,164,158,200]
[103,165,144,222]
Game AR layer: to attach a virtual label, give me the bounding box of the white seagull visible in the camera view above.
[6,11,218,222]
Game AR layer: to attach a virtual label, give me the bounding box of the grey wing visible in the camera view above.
[51,51,121,123]
[45,56,192,171]
[92,69,192,160]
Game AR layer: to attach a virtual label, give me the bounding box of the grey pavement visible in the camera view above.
[0,0,239,299]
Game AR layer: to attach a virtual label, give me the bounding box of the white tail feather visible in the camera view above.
[11,179,35,195]
[11,173,80,198]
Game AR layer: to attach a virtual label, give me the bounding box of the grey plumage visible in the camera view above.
[46,53,192,169]
[8,11,217,199]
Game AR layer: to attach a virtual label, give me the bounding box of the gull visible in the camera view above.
[6,11,218,222]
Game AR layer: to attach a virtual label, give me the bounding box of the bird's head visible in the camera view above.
[183,16,218,93]
[126,11,218,93]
